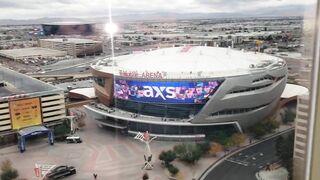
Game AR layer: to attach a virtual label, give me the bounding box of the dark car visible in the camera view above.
[45,165,76,179]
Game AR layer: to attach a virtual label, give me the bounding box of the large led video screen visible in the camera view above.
[41,24,94,36]
[114,79,223,104]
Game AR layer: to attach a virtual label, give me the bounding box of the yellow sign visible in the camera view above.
[10,98,42,129]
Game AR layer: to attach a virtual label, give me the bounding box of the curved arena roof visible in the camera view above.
[95,46,285,79]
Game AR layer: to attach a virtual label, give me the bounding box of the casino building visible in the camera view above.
[84,46,287,139]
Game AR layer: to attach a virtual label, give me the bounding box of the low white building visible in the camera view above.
[256,168,288,180]
[0,47,67,61]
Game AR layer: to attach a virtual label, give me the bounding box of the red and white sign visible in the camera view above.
[34,167,40,177]
[34,164,56,178]
[119,70,163,79]
[143,131,150,141]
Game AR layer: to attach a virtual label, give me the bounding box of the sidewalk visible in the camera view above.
[0,122,294,180]
[0,138,50,155]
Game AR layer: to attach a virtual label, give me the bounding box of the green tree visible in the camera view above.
[53,119,71,141]
[249,117,280,139]
[176,144,202,165]
[223,137,234,150]
[167,164,179,177]
[283,110,296,124]
[276,133,294,180]
[173,143,187,156]
[196,140,211,154]
[0,159,18,180]
[209,131,229,145]
[249,123,267,138]
[267,119,280,130]
[159,150,176,167]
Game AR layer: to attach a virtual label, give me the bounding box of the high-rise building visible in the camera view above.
[292,14,314,180]
[293,94,309,180]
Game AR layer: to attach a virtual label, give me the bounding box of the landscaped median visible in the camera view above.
[198,125,294,180]
[158,132,249,180]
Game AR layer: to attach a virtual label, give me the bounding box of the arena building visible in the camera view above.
[84,46,287,139]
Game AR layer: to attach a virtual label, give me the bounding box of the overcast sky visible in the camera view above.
[0,0,315,20]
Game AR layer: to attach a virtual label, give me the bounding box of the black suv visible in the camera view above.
[45,165,76,179]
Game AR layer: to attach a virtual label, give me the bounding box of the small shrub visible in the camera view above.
[167,165,179,177]
[173,143,187,155]
[0,159,18,180]
[249,117,280,139]
[231,133,247,147]
[159,150,176,167]
[178,144,202,165]
[283,110,296,124]
[210,143,222,156]
[142,173,149,180]
[196,140,211,154]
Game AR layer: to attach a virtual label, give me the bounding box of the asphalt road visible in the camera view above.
[203,135,289,180]
[41,58,98,75]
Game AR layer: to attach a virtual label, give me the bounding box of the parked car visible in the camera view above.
[66,136,82,143]
[45,165,76,179]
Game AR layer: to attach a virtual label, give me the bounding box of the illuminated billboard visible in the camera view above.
[42,24,95,36]
[114,79,223,104]
[10,98,42,130]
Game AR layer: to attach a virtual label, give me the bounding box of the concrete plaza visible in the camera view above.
[0,109,218,180]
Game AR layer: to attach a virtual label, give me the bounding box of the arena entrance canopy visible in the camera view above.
[18,126,54,153]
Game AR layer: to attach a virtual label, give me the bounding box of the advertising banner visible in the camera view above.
[10,98,42,129]
[114,79,223,104]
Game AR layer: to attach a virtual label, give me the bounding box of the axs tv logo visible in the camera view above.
[139,86,176,100]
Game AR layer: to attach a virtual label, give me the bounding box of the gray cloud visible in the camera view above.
[0,0,315,20]
[0,1,25,8]
[196,0,310,13]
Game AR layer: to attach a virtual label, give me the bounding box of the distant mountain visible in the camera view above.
[0,17,88,26]
[0,4,310,25]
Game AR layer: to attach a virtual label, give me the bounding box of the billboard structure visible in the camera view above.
[41,23,95,36]
[9,98,42,129]
[114,79,223,104]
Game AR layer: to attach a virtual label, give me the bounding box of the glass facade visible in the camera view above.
[93,77,105,87]
[126,121,237,136]
[115,99,204,118]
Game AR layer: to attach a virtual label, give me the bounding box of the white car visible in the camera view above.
[66,136,82,143]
